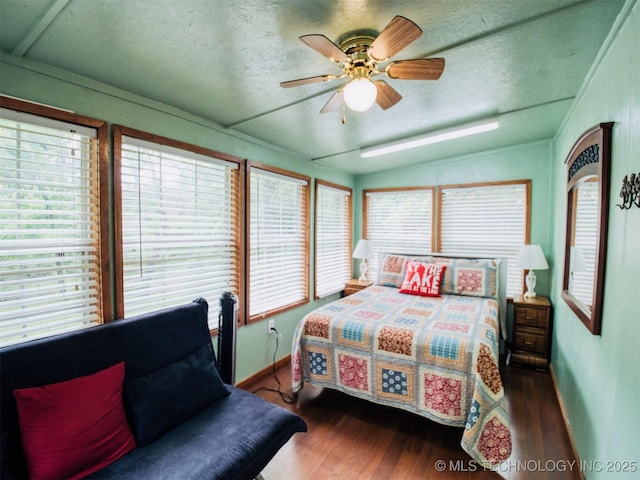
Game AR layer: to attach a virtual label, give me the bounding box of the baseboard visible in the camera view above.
[549,363,585,480]
[236,354,291,390]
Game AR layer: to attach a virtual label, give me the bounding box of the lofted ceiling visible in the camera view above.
[0,0,625,175]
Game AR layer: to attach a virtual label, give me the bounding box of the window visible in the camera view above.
[114,127,242,329]
[438,181,530,297]
[0,100,109,347]
[570,180,598,306]
[362,182,530,298]
[315,181,352,298]
[363,188,434,278]
[248,163,310,320]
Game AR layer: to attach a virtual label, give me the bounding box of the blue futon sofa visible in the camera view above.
[0,298,307,479]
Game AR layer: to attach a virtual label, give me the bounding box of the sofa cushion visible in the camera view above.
[87,385,307,480]
[124,344,229,446]
[13,362,136,480]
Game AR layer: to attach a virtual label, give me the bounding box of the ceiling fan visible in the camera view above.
[280,16,445,118]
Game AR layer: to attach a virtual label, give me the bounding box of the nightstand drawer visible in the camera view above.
[344,286,362,296]
[514,331,546,354]
[515,307,547,328]
[344,279,373,296]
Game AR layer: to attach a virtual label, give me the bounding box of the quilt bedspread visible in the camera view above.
[291,285,511,466]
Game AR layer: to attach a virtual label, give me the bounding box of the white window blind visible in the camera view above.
[0,109,102,347]
[249,167,309,318]
[571,180,598,307]
[364,189,433,279]
[315,182,352,298]
[118,135,240,329]
[439,183,528,298]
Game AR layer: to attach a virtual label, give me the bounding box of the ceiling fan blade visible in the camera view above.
[386,58,445,80]
[280,74,336,88]
[320,89,344,113]
[374,80,402,110]
[299,34,350,63]
[369,16,422,62]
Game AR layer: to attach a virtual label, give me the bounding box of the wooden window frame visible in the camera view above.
[314,180,353,299]
[436,179,531,298]
[363,187,436,276]
[246,161,310,323]
[361,181,531,298]
[0,96,111,334]
[112,125,245,330]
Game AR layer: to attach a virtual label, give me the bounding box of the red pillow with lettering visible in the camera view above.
[13,362,137,480]
[399,261,447,297]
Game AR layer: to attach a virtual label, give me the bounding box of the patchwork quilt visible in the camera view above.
[291,285,512,466]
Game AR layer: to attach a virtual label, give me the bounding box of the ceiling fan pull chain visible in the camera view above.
[342,101,347,124]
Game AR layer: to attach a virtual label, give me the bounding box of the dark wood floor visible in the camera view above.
[247,360,582,480]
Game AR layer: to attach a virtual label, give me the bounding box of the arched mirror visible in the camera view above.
[561,122,613,335]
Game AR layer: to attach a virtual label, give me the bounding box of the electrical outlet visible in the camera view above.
[268,319,275,333]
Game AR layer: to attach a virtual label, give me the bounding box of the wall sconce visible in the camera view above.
[616,172,640,209]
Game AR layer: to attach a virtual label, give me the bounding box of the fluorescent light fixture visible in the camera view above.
[360,117,501,158]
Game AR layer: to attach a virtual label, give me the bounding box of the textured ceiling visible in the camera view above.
[0,0,625,175]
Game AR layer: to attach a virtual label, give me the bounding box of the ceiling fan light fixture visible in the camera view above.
[344,78,377,112]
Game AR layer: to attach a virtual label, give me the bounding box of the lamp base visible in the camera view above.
[524,270,537,300]
[358,259,369,283]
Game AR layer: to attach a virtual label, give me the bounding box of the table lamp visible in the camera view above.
[516,244,549,299]
[352,239,374,282]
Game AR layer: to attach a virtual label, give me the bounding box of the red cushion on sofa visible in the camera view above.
[399,261,447,297]
[13,362,137,480]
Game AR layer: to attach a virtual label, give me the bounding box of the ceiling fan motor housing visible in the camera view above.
[339,34,377,79]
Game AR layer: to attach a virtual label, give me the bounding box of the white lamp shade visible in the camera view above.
[353,239,374,259]
[516,244,549,270]
[344,78,377,112]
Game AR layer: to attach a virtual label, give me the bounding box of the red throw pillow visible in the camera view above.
[399,261,447,297]
[13,362,137,480]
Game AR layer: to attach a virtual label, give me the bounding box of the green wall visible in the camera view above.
[0,51,354,383]
[549,0,640,475]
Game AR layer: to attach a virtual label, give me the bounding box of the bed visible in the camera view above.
[291,253,512,467]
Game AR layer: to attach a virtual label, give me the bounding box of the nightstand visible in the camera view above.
[344,279,373,296]
[510,294,552,371]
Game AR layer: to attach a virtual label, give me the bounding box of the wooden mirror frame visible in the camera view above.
[561,122,613,335]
